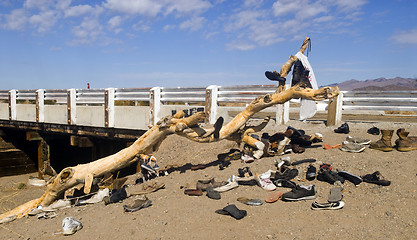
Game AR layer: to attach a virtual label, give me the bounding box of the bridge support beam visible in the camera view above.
[36,89,45,123]
[104,88,115,128]
[205,85,218,124]
[26,131,56,180]
[8,90,16,121]
[275,84,290,125]
[150,87,161,126]
[67,89,76,125]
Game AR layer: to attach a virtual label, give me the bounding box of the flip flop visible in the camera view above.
[265,191,285,203]
[237,197,263,206]
[215,204,247,220]
[328,187,343,203]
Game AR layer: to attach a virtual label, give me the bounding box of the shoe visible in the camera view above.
[317,170,345,184]
[367,127,380,135]
[369,130,394,151]
[184,189,203,196]
[286,126,305,138]
[337,170,362,185]
[62,217,83,235]
[196,178,227,191]
[215,204,247,220]
[306,164,316,181]
[237,197,263,206]
[340,141,366,153]
[282,184,315,201]
[213,180,239,192]
[345,136,371,145]
[273,179,297,188]
[238,167,253,178]
[213,117,223,139]
[362,171,391,186]
[328,187,343,203]
[218,149,242,161]
[256,171,276,191]
[395,128,417,152]
[311,201,344,210]
[334,123,349,134]
[206,186,221,200]
[265,191,285,203]
[323,144,342,149]
[291,158,316,166]
[274,166,299,180]
[104,188,128,205]
[265,71,286,82]
[123,196,152,212]
[290,135,312,147]
[310,133,323,143]
[291,144,305,153]
[140,156,159,173]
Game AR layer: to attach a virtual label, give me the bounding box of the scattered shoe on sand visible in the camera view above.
[362,171,391,186]
[265,191,285,203]
[334,123,349,134]
[237,197,263,206]
[281,184,315,201]
[328,187,343,203]
[311,201,345,210]
[370,130,394,152]
[215,204,247,220]
[123,196,152,212]
[340,141,366,153]
[345,136,371,145]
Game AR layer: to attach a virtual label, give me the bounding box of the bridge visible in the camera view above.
[1,85,416,177]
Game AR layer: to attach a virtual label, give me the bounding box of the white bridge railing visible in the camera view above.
[0,86,416,130]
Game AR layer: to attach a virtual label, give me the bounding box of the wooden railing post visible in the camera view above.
[326,92,343,126]
[150,87,161,126]
[275,84,290,125]
[67,88,77,125]
[205,85,219,124]
[36,89,45,123]
[8,90,16,121]
[104,88,115,128]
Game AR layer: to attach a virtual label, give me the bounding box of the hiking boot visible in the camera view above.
[306,164,316,181]
[281,184,315,201]
[345,136,371,145]
[334,123,349,134]
[395,128,417,152]
[340,141,366,153]
[367,126,380,135]
[369,129,393,151]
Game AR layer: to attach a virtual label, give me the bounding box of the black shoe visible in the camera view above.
[291,158,316,166]
[238,167,253,178]
[306,164,316,181]
[265,71,286,82]
[282,184,315,201]
[337,170,362,185]
[291,60,312,88]
[215,204,247,220]
[362,171,391,186]
[286,126,305,138]
[274,167,299,180]
[317,170,345,184]
[213,117,224,139]
[273,179,296,188]
[367,127,380,135]
[334,123,350,134]
[104,188,127,205]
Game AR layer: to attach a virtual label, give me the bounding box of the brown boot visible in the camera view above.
[370,130,393,151]
[395,128,417,152]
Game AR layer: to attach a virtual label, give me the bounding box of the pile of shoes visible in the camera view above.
[140,155,160,181]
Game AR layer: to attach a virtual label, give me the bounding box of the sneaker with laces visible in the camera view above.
[345,136,371,145]
[340,141,366,153]
[282,184,315,201]
[317,170,345,184]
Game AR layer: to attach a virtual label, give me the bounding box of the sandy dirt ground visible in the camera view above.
[1,119,417,240]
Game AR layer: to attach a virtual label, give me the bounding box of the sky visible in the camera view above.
[0,0,416,90]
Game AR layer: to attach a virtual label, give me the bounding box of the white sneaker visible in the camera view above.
[213,180,238,192]
[256,170,276,191]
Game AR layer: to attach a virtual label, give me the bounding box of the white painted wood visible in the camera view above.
[67,89,77,125]
[150,87,161,126]
[36,89,45,122]
[105,88,115,128]
[206,85,218,124]
[8,90,16,120]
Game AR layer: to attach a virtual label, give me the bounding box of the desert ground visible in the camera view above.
[1,119,416,240]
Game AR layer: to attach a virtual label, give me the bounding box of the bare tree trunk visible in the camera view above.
[0,37,339,222]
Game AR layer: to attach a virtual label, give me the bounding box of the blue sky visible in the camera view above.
[0,0,416,90]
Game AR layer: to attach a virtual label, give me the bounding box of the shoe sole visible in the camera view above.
[311,201,344,210]
[282,195,315,201]
[340,147,365,153]
[397,147,417,152]
[369,147,393,152]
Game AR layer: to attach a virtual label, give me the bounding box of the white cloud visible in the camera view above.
[179,16,205,31]
[2,9,28,30]
[226,41,256,51]
[335,0,367,12]
[163,0,212,16]
[64,5,95,18]
[392,29,417,44]
[29,10,58,32]
[71,17,103,45]
[104,0,163,17]
[163,24,176,31]
[24,0,53,10]
[108,15,123,34]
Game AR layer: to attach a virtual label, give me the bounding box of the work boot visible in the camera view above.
[369,130,393,152]
[395,128,417,152]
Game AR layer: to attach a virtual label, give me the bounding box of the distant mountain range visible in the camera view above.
[324,77,417,91]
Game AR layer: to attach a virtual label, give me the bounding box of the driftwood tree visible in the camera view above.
[0,37,340,222]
